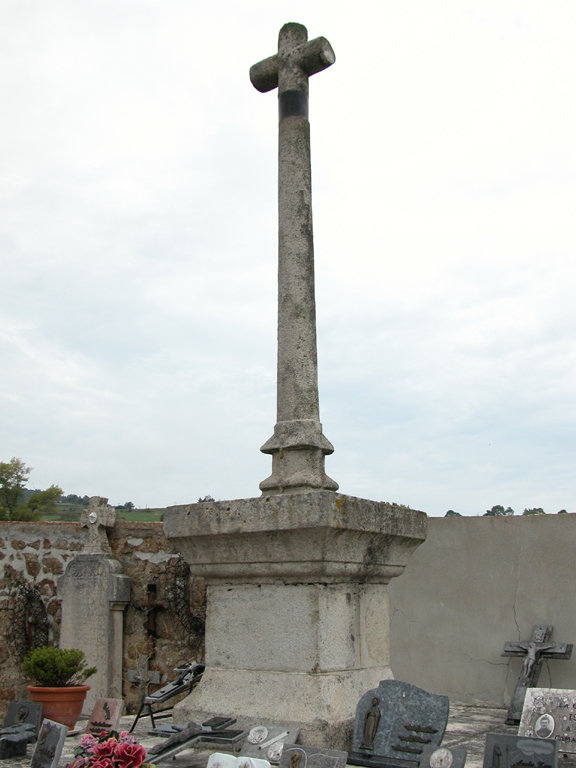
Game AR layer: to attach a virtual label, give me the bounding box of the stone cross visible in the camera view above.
[502,625,573,724]
[80,496,116,554]
[251,23,338,495]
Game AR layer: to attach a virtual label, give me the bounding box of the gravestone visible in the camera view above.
[279,745,348,768]
[348,680,449,768]
[241,725,300,764]
[30,719,68,768]
[482,733,557,768]
[419,745,467,768]
[502,626,572,724]
[3,700,42,734]
[0,723,36,760]
[164,21,427,748]
[58,496,131,713]
[519,688,576,754]
[85,697,124,735]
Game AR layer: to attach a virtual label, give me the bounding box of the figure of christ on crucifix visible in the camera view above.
[502,625,573,724]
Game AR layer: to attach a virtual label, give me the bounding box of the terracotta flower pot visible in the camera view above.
[27,684,90,729]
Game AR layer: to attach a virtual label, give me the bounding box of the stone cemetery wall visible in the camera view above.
[389,512,576,707]
[0,520,205,720]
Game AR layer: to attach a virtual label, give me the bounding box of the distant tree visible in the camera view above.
[558,509,568,514]
[523,507,545,515]
[198,495,215,503]
[0,458,62,521]
[445,510,461,517]
[484,505,514,516]
[0,458,30,519]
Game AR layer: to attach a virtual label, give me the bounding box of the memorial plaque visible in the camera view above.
[85,697,124,735]
[419,745,467,768]
[3,700,42,734]
[241,725,300,764]
[207,754,271,768]
[0,723,36,759]
[519,688,576,754]
[483,733,557,768]
[30,719,68,768]
[279,745,348,768]
[348,680,449,768]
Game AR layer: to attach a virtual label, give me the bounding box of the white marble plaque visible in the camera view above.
[519,688,576,753]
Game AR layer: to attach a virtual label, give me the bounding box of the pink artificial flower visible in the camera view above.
[80,733,98,752]
[92,737,118,760]
[119,730,139,745]
[92,760,115,768]
[114,740,148,768]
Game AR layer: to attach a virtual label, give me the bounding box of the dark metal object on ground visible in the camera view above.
[502,625,572,724]
[147,716,246,764]
[129,661,205,733]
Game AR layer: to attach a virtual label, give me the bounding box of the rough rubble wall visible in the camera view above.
[0,521,205,720]
[389,513,576,706]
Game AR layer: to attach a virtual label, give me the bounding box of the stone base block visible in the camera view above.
[173,666,393,750]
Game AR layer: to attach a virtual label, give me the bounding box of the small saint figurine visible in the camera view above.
[360,697,381,751]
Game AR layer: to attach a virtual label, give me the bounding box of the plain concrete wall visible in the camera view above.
[389,513,576,706]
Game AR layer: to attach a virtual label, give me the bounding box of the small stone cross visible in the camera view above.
[80,496,116,554]
[502,625,573,724]
[251,23,338,495]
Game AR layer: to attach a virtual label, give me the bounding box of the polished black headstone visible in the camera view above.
[279,744,348,768]
[483,733,557,768]
[3,700,42,734]
[348,680,449,768]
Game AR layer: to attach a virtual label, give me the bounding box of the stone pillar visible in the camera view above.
[58,498,130,713]
[165,492,426,748]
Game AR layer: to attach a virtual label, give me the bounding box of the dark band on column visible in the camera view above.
[279,90,309,121]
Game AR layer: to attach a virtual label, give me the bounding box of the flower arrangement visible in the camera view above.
[65,730,155,768]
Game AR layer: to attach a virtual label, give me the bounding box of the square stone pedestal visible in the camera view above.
[164,491,426,749]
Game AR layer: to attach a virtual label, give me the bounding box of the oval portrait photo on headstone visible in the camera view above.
[535,714,555,738]
[429,748,454,768]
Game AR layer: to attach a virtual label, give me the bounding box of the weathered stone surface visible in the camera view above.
[10,541,25,551]
[24,553,40,577]
[41,557,63,575]
[349,680,449,766]
[165,492,426,584]
[30,718,67,768]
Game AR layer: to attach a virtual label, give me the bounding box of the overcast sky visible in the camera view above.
[1,1,575,515]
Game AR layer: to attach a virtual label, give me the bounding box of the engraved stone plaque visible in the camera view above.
[483,733,557,768]
[85,697,124,735]
[420,745,467,768]
[3,700,42,734]
[348,680,449,768]
[30,719,68,768]
[241,726,300,765]
[519,688,576,754]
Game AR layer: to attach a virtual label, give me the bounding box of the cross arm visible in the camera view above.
[250,36,335,94]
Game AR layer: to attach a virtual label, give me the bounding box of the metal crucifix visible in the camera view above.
[251,23,338,495]
[502,625,573,724]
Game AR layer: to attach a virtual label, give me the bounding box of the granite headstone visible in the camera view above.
[0,723,36,760]
[419,745,467,768]
[30,719,68,768]
[483,733,557,768]
[86,697,124,735]
[519,689,576,754]
[241,725,300,764]
[3,700,42,734]
[279,745,348,768]
[348,680,450,768]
